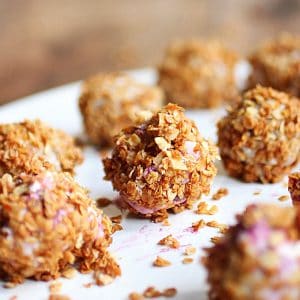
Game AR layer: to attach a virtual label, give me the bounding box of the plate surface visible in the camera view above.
[0,69,293,300]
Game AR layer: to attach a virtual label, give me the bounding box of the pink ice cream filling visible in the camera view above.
[122,196,186,215]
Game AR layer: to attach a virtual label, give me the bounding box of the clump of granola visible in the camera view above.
[247,33,300,97]
[79,72,164,147]
[211,188,228,200]
[218,86,300,183]
[158,234,180,249]
[0,171,120,284]
[103,104,218,219]
[205,204,300,300]
[289,172,300,207]
[158,39,244,108]
[0,120,83,176]
[129,286,177,299]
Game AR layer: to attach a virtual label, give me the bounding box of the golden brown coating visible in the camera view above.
[158,39,240,108]
[218,86,300,183]
[79,72,164,147]
[0,171,120,284]
[103,103,218,220]
[0,120,83,176]
[248,33,300,96]
[205,204,300,300]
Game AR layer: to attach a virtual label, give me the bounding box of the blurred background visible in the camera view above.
[1,0,300,103]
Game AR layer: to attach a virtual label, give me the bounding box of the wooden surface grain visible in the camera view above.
[1,0,300,103]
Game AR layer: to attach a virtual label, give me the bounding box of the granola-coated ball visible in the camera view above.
[248,34,300,97]
[0,171,120,283]
[158,39,243,108]
[0,120,83,176]
[289,172,300,207]
[218,86,300,183]
[205,204,300,300]
[103,104,218,220]
[79,72,164,147]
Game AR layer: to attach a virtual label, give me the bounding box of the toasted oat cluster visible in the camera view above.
[103,103,218,220]
[289,172,300,207]
[0,120,83,176]
[79,72,164,147]
[205,204,300,300]
[218,86,300,183]
[0,171,120,284]
[158,39,243,108]
[248,34,300,96]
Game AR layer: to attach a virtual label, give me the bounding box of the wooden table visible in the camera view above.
[1,0,300,103]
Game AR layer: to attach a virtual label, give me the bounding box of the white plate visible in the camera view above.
[0,69,294,300]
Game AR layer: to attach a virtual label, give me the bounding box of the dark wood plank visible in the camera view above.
[0,0,299,103]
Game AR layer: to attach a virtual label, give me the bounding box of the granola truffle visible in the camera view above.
[103,103,218,220]
[79,72,164,147]
[205,204,300,300]
[0,120,83,176]
[218,86,300,183]
[248,34,300,96]
[0,171,120,283]
[158,39,244,108]
[289,172,300,207]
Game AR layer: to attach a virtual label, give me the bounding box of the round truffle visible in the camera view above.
[0,119,83,176]
[0,171,120,283]
[205,204,300,300]
[158,39,242,108]
[289,172,300,207]
[248,34,300,97]
[79,72,164,147]
[103,103,218,220]
[217,85,300,183]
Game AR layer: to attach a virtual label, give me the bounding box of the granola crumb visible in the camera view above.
[112,223,123,233]
[110,215,122,224]
[131,287,177,299]
[162,219,171,226]
[153,256,171,267]
[195,202,218,215]
[94,272,114,286]
[96,197,112,207]
[83,282,94,288]
[278,195,289,202]
[162,287,177,297]
[253,190,261,195]
[211,188,229,200]
[143,286,162,298]
[128,292,145,300]
[184,246,197,256]
[48,295,70,300]
[182,257,194,264]
[192,219,206,232]
[49,281,63,294]
[206,221,229,234]
[158,234,180,249]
